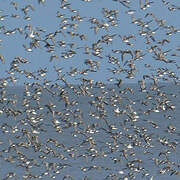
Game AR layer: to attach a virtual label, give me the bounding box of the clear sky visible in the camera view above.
[0,0,180,85]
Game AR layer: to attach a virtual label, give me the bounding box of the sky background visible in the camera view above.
[0,0,180,85]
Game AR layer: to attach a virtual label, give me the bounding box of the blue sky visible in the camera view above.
[0,0,180,85]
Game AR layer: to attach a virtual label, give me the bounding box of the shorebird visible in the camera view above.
[0,54,5,63]
[38,0,45,4]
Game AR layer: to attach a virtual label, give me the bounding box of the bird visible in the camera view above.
[0,54,5,63]
[38,0,45,5]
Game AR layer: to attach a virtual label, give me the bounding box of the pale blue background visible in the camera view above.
[0,0,179,85]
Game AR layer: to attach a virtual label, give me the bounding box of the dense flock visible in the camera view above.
[0,0,180,179]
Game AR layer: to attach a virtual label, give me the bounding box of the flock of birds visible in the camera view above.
[0,0,180,179]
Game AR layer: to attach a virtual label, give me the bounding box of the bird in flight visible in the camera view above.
[0,54,5,64]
